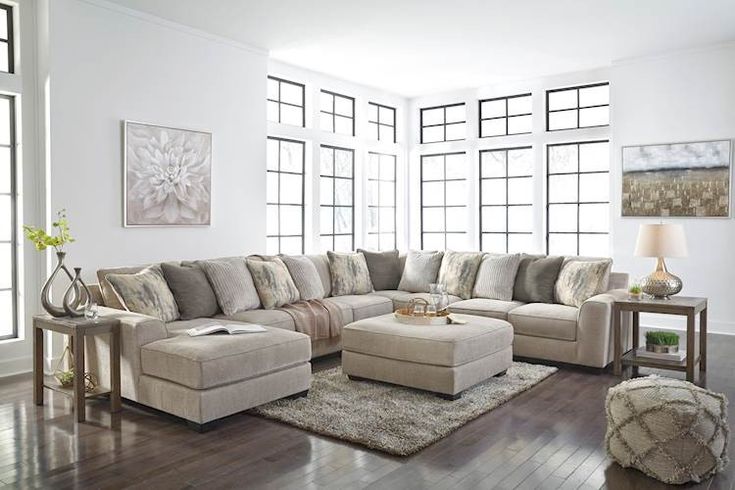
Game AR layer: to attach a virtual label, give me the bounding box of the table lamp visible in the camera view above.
[634,223,688,299]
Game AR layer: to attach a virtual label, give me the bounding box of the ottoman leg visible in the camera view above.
[494,370,508,377]
[438,391,462,401]
[347,375,371,382]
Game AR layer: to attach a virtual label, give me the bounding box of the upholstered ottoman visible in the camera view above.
[341,313,513,399]
[606,376,729,484]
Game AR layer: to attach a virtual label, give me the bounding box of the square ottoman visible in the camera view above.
[341,313,513,399]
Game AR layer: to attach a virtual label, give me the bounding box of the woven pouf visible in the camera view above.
[606,376,729,484]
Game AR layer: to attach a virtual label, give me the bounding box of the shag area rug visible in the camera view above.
[252,362,557,456]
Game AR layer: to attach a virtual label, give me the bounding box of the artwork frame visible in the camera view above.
[123,120,212,227]
[621,139,732,218]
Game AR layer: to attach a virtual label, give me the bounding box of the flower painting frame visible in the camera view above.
[123,121,212,227]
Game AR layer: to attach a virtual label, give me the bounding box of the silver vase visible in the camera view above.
[41,251,75,317]
[63,267,92,318]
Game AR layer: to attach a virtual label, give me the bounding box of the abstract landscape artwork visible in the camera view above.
[622,140,731,217]
[124,121,212,226]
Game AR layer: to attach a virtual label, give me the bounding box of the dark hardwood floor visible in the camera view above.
[1,333,734,489]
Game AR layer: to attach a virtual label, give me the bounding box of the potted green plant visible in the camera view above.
[645,331,680,354]
[628,283,642,300]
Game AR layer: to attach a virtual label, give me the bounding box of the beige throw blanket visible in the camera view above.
[278,299,343,340]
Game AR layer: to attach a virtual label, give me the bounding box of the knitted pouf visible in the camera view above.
[606,376,729,485]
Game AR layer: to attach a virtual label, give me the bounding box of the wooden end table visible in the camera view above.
[612,296,707,383]
[33,314,122,422]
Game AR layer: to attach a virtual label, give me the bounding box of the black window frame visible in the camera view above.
[479,146,533,254]
[420,103,466,144]
[266,136,306,255]
[267,76,306,127]
[478,93,532,138]
[0,95,16,340]
[366,152,397,251]
[319,145,355,251]
[368,102,397,143]
[0,4,13,74]
[420,152,467,250]
[546,140,610,256]
[545,82,609,132]
[320,90,355,136]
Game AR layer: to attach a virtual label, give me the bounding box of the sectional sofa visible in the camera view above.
[84,251,630,428]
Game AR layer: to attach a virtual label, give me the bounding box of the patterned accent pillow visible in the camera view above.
[246,258,300,309]
[472,253,521,301]
[555,259,612,307]
[437,251,484,300]
[197,257,261,315]
[106,265,180,322]
[398,250,444,293]
[280,255,326,300]
[327,251,373,296]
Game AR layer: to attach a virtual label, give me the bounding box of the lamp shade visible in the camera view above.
[634,224,688,258]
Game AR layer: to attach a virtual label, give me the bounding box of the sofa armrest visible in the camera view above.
[97,306,168,347]
[576,289,631,368]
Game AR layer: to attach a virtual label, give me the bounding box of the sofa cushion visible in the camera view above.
[513,255,564,303]
[327,251,373,296]
[437,251,483,300]
[97,264,150,309]
[555,259,612,307]
[140,326,311,389]
[197,257,260,315]
[246,257,300,309]
[106,265,180,322]
[398,250,443,293]
[215,309,296,331]
[371,291,462,310]
[508,303,578,341]
[357,249,402,290]
[161,262,220,320]
[324,295,393,321]
[448,298,525,320]
[306,254,332,297]
[473,253,521,301]
[280,255,326,300]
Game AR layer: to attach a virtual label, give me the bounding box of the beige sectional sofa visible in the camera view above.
[86,252,629,428]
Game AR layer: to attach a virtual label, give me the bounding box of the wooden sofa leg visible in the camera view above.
[284,390,309,400]
[187,420,218,433]
[438,391,462,401]
[494,370,508,377]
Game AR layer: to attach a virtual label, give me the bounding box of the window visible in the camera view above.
[480,147,534,253]
[546,82,609,131]
[320,90,355,136]
[0,95,16,340]
[420,152,467,250]
[366,152,396,250]
[0,4,12,74]
[420,103,466,143]
[266,137,305,255]
[547,140,610,256]
[479,94,532,138]
[267,76,305,127]
[368,102,396,143]
[320,145,354,251]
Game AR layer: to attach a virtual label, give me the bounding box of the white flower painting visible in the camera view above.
[124,121,212,226]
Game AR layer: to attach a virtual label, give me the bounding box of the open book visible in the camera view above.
[186,324,267,337]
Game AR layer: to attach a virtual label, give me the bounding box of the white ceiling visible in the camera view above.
[106,0,735,97]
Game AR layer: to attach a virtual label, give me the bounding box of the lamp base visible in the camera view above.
[640,257,683,300]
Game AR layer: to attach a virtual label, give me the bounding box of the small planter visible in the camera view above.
[629,292,642,301]
[646,343,679,354]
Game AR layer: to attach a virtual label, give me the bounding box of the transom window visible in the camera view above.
[420,103,466,144]
[480,147,534,253]
[320,145,354,251]
[368,102,396,143]
[366,152,396,251]
[547,140,610,256]
[0,4,12,73]
[479,94,532,138]
[320,90,355,136]
[266,137,305,255]
[0,95,16,340]
[267,76,305,127]
[420,152,467,250]
[546,82,609,131]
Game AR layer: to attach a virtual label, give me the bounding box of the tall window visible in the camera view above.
[0,95,16,340]
[0,5,12,73]
[420,152,467,250]
[480,147,534,253]
[368,102,396,143]
[267,76,305,127]
[367,152,396,250]
[479,94,532,138]
[320,146,354,251]
[547,140,610,256]
[320,90,355,136]
[420,103,466,143]
[546,82,609,131]
[266,137,305,255]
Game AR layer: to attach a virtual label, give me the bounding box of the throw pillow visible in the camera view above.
[327,251,373,296]
[397,250,444,293]
[246,258,300,309]
[160,262,219,320]
[555,259,613,307]
[106,265,180,322]
[437,251,483,300]
[197,257,260,315]
[280,255,326,300]
[472,253,522,301]
[513,255,565,303]
[356,249,402,290]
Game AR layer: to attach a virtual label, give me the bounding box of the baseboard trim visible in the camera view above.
[640,314,735,336]
[0,355,60,379]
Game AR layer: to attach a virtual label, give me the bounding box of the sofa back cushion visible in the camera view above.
[398,250,444,293]
[555,259,612,307]
[306,254,332,297]
[197,257,260,315]
[97,264,150,309]
[473,253,521,301]
[106,265,180,322]
[246,257,300,309]
[437,251,483,300]
[357,249,402,290]
[280,255,326,300]
[513,255,564,303]
[161,262,219,320]
[328,251,373,296]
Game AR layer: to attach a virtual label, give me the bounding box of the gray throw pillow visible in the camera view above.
[398,250,444,293]
[437,251,483,300]
[555,259,613,307]
[246,258,300,309]
[197,257,260,315]
[356,249,401,291]
[327,251,373,296]
[513,255,565,303]
[161,262,219,320]
[106,265,180,322]
[280,255,326,300]
[473,253,522,301]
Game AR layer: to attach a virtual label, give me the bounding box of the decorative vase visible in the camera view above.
[40,251,75,317]
[645,343,679,354]
[63,267,92,317]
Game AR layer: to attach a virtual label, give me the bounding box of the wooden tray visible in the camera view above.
[394,311,449,325]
